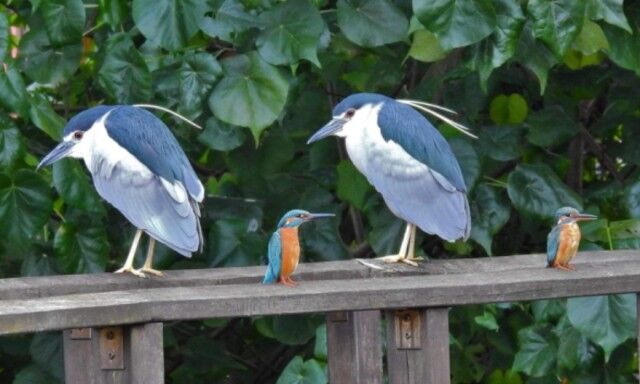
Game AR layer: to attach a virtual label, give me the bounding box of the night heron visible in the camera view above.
[307,93,474,266]
[547,207,596,271]
[263,209,334,286]
[37,105,204,277]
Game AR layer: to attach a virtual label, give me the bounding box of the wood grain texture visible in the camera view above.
[63,323,163,384]
[386,308,450,384]
[2,250,635,301]
[327,311,382,384]
[2,251,640,335]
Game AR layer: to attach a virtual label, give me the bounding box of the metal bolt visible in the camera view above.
[108,351,115,360]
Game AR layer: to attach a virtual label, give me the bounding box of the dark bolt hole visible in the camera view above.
[108,351,115,360]
[106,331,114,340]
[403,314,411,322]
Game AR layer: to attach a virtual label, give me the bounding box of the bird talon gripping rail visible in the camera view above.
[0,251,639,383]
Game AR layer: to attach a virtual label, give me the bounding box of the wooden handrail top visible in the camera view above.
[0,251,638,335]
[1,250,637,301]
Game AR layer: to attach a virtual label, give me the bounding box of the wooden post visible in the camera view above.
[386,308,450,384]
[326,310,382,384]
[63,323,164,384]
[637,293,640,383]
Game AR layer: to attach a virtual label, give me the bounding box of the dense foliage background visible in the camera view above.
[1,0,640,382]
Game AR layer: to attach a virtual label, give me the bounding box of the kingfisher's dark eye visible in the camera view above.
[73,131,84,140]
[344,108,356,119]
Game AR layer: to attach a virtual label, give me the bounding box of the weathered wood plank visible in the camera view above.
[1,251,635,300]
[327,311,382,384]
[129,323,164,384]
[63,324,163,384]
[386,308,450,384]
[2,255,640,335]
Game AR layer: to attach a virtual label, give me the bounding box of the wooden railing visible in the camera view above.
[1,250,639,383]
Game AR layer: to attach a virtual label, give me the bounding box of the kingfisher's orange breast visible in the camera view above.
[556,223,581,266]
[279,227,300,279]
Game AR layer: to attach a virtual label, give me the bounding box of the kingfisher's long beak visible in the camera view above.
[307,118,345,144]
[576,213,597,221]
[308,213,335,220]
[37,141,75,170]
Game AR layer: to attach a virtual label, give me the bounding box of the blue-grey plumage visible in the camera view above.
[263,209,334,286]
[37,105,204,277]
[307,93,471,266]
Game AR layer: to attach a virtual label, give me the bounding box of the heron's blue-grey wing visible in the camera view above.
[263,231,282,284]
[105,106,204,202]
[364,102,470,241]
[546,225,560,266]
[378,101,467,192]
[90,157,201,256]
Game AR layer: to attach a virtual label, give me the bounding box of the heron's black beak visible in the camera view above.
[307,213,335,221]
[37,141,75,170]
[307,118,345,144]
[576,213,597,221]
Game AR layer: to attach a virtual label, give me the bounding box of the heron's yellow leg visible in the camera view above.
[136,238,164,277]
[378,223,419,266]
[114,229,147,277]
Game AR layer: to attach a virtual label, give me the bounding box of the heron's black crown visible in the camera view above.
[63,105,115,136]
[332,93,393,116]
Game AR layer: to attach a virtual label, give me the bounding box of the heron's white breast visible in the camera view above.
[344,104,430,181]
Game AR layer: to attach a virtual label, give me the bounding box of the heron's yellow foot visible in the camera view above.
[137,267,164,277]
[377,254,419,267]
[114,265,147,278]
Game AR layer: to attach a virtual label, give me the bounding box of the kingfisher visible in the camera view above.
[263,209,334,287]
[307,93,474,266]
[37,105,204,277]
[547,207,596,271]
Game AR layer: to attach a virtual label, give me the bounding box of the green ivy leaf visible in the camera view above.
[474,311,499,331]
[414,0,497,50]
[0,119,24,170]
[525,106,579,147]
[13,364,59,384]
[132,0,207,50]
[512,325,557,377]
[555,323,592,370]
[98,33,152,104]
[587,0,631,33]
[29,332,63,381]
[257,0,325,66]
[471,0,525,90]
[0,64,30,118]
[602,6,640,77]
[572,20,609,55]
[367,204,405,256]
[52,159,105,213]
[0,170,52,244]
[29,93,65,141]
[487,369,523,384]
[531,299,565,322]
[507,164,582,219]
[38,0,86,45]
[99,0,128,29]
[336,160,371,210]
[478,126,522,162]
[313,324,327,361]
[408,30,446,63]
[337,0,408,47]
[0,11,9,61]
[470,184,510,255]
[198,118,246,152]
[54,220,108,273]
[206,218,265,267]
[209,52,289,143]
[567,294,636,361]
[199,0,257,42]
[527,0,585,57]
[489,94,528,125]
[514,21,558,94]
[179,52,222,116]
[273,315,324,346]
[19,27,82,84]
[277,356,327,384]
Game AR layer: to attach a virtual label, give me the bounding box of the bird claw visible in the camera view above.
[279,277,298,287]
[137,267,164,277]
[114,266,147,278]
[377,255,420,267]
